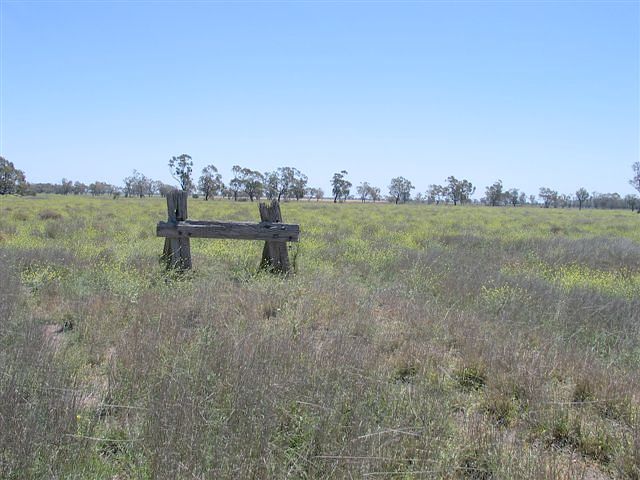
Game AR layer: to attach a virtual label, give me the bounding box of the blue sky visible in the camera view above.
[1,0,638,197]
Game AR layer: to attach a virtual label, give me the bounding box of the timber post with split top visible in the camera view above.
[157,190,299,273]
[161,190,192,270]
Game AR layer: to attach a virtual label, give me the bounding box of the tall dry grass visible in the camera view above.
[0,196,639,478]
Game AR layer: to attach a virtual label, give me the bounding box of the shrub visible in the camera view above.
[38,210,62,220]
[456,365,487,391]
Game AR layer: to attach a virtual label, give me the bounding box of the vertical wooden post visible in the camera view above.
[162,190,192,270]
[259,201,290,273]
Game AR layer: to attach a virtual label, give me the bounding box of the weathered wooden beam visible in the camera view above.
[157,220,300,242]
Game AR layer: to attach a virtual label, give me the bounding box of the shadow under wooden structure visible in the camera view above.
[157,190,299,273]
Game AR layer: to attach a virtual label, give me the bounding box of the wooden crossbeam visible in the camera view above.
[158,190,299,273]
[157,220,300,242]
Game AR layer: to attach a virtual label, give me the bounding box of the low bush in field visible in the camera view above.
[38,209,63,220]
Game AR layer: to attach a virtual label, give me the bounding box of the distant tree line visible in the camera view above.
[478,181,639,211]
[28,180,123,197]
[2,155,639,213]
[122,170,174,198]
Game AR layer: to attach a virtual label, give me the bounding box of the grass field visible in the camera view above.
[1,195,639,479]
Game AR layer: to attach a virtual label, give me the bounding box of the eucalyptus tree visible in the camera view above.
[0,157,27,195]
[306,187,318,201]
[485,180,504,206]
[575,187,590,210]
[518,192,527,206]
[290,170,308,201]
[388,176,415,204]
[264,167,306,201]
[426,184,446,204]
[506,188,520,207]
[539,187,558,208]
[71,181,87,195]
[230,165,264,201]
[229,165,243,201]
[446,176,475,205]
[357,182,371,202]
[370,186,381,202]
[241,168,265,201]
[169,154,194,192]
[331,170,352,203]
[630,162,640,195]
[89,181,109,196]
[198,165,224,200]
[123,170,150,198]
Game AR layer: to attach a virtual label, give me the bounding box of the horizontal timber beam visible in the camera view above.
[157,220,299,242]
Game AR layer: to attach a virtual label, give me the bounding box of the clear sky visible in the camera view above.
[1,0,638,198]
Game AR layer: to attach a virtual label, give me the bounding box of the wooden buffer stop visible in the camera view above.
[157,190,300,273]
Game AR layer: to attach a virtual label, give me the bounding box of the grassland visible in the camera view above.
[1,194,639,479]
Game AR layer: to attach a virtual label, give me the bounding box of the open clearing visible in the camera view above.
[1,195,639,479]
